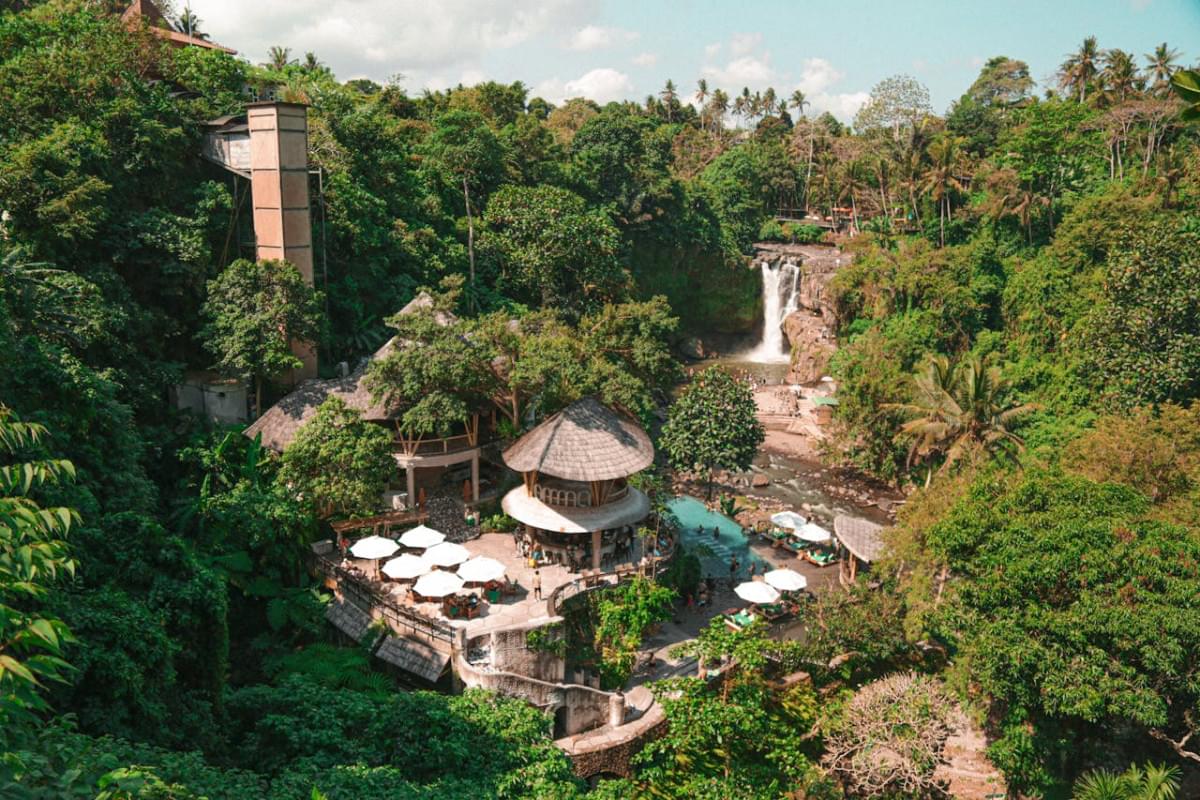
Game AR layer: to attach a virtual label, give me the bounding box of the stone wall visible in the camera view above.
[556,701,668,779]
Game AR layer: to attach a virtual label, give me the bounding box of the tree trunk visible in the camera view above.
[255,375,263,420]
[462,177,476,313]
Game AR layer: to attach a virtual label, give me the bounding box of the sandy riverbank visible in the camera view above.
[754,383,828,460]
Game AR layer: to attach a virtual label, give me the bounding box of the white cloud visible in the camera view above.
[536,67,634,105]
[631,52,658,67]
[809,91,870,121]
[729,32,762,57]
[566,24,639,51]
[795,57,843,95]
[703,55,777,88]
[195,0,590,88]
[704,42,722,58]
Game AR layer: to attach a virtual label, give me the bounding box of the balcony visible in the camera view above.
[532,479,629,509]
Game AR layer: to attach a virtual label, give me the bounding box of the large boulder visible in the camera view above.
[783,310,837,384]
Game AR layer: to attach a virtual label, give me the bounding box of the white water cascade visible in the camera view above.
[745,258,801,363]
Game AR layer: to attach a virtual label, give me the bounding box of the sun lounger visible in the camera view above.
[725,609,758,631]
[803,549,839,567]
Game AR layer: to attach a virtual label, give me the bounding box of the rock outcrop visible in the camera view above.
[752,243,847,384]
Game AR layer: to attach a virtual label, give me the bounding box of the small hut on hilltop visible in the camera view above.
[501,397,653,571]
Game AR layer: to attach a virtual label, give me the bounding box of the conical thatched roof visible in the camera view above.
[502,397,653,481]
[834,515,887,564]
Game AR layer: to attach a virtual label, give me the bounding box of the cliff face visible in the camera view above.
[753,243,847,384]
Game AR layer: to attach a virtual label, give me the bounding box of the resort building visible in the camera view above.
[501,397,654,572]
[245,293,497,509]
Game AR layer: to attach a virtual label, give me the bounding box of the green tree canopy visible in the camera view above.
[277,398,394,519]
[659,367,764,497]
[482,184,627,311]
[200,259,324,413]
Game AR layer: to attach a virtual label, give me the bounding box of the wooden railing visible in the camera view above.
[394,432,486,458]
[533,482,629,509]
[310,546,453,643]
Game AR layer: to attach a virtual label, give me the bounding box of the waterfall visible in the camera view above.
[746,258,801,363]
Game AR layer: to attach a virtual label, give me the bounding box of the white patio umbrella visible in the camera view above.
[349,535,400,560]
[399,524,445,549]
[770,511,808,530]
[764,568,807,592]
[457,556,506,584]
[734,581,780,605]
[423,541,471,567]
[381,553,431,580]
[413,570,464,598]
[797,522,833,543]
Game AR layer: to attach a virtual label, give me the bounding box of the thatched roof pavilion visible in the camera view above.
[834,515,887,584]
[501,397,654,571]
[244,292,455,452]
[502,397,653,482]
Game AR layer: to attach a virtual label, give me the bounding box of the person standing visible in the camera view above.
[532,569,542,600]
[729,555,739,588]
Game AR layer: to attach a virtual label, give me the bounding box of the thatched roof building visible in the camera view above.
[834,515,886,564]
[244,292,454,452]
[502,397,653,482]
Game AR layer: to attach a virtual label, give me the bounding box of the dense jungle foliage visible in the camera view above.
[2,1,1200,797]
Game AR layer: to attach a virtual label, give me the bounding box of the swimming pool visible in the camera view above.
[667,496,770,580]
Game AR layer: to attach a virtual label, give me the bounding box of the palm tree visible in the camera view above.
[302,52,323,73]
[266,46,295,71]
[838,159,867,230]
[983,167,1048,244]
[1101,49,1142,104]
[1145,43,1181,97]
[921,135,965,246]
[695,78,709,108]
[762,87,777,118]
[709,89,729,133]
[660,79,678,122]
[1172,69,1200,121]
[1060,36,1101,102]
[1072,763,1179,800]
[789,89,809,119]
[888,355,1034,483]
[177,5,206,39]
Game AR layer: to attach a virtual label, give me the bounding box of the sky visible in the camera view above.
[190,0,1200,121]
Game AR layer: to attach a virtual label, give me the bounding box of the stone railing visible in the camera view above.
[309,543,454,644]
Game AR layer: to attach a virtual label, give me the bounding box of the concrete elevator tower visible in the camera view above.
[247,101,317,381]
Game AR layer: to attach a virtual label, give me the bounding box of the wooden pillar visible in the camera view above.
[591,529,602,571]
[471,452,479,504]
[406,467,415,511]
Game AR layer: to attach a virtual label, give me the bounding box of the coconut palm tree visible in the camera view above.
[789,89,809,119]
[266,46,295,71]
[1171,69,1200,121]
[1101,48,1142,104]
[177,6,207,39]
[888,355,1034,482]
[660,79,678,122]
[1060,36,1101,102]
[694,78,709,110]
[1144,43,1181,97]
[921,135,965,247]
[709,89,729,133]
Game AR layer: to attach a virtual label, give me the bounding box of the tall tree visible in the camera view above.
[1144,43,1180,97]
[423,110,505,312]
[888,355,1033,480]
[660,79,678,122]
[789,89,809,118]
[265,45,294,71]
[921,134,966,246]
[200,259,324,415]
[1059,36,1101,102]
[659,367,764,498]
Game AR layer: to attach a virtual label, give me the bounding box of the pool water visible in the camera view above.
[667,496,771,581]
